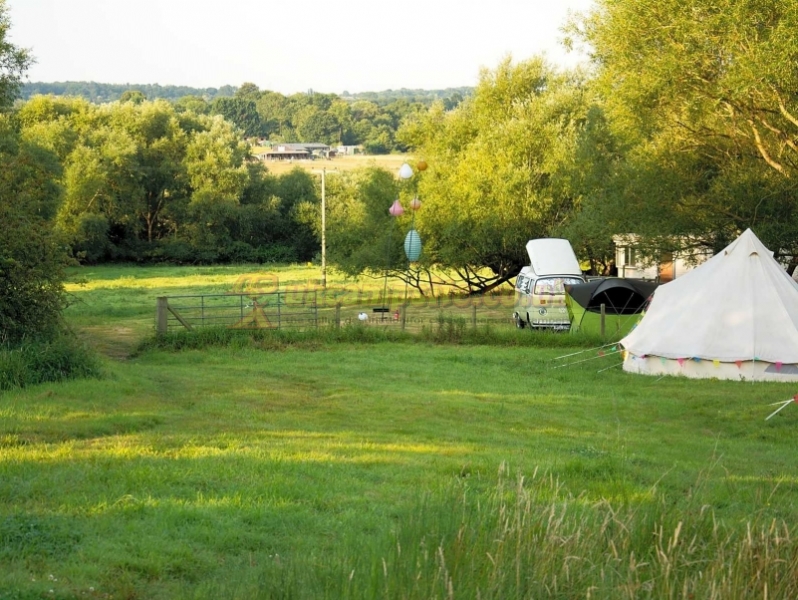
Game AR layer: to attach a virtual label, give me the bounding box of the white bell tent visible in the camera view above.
[621,229,798,381]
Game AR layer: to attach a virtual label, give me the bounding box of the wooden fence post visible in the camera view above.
[335,303,341,329]
[156,297,168,335]
[472,303,477,329]
[401,303,407,330]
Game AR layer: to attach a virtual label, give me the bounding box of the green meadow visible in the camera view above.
[1,264,797,599]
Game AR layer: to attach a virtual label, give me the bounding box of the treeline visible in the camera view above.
[167,83,470,153]
[15,95,327,265]
[20,82,472,153]
[21,81,237,103]
[340,87,472,107]
[21,81,473,107]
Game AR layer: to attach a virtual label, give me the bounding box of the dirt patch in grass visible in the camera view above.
[76,325,144,360]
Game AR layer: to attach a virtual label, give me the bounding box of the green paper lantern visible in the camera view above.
[404,229,422,261]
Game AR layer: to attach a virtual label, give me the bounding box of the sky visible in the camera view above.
[6,0,595,95]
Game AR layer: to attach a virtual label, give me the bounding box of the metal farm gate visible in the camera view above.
[156,291,324,334]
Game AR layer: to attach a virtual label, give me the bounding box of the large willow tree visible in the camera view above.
[565,0,798,261]
[399,58,589,293]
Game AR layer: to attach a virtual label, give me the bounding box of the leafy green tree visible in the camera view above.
[0,1,32,111]
[275,168,320,260]
[210,96,262,138]
[399,58,589,293]
[235,82,261,103]
[567,0,798,260]
[0,118,66,343]
[182,116,250,250]
[173,95,210,115]
[0,8,69,344]
[326,167,401,276]
[294,105,340,144]
[112,101,191,244]
[119,90,146,104]
[256,91,292,138]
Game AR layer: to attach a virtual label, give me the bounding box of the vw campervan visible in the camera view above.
[513,238,584,330]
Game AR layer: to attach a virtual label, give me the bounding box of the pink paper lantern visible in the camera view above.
[389,200,404,217]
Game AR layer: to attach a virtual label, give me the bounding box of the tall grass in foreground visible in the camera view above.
[0,334,102,391]
[250,465,797,600]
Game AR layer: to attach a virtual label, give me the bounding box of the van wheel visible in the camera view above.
[514,313,526,329]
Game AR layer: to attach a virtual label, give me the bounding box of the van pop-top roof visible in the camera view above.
[525,238,582,276]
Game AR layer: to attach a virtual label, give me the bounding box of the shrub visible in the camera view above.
[0,335,102,391]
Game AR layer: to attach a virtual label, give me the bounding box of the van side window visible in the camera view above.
[516,276,526,291]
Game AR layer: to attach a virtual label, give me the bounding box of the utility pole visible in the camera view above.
[321,168,327,289]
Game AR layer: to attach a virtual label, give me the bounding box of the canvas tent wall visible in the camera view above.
[621,229,798,381]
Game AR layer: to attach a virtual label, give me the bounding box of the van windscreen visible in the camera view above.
[534,277,583,295]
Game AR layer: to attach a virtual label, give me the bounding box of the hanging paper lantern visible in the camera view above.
[398,163,414,180]
[389,199,404,217]
[416,160,428,171]
[410,197,422,211]
[404,229,422,261]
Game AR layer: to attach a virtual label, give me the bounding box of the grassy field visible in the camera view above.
[2,264,797,598]
[255,153,410,176]
[63,263,519,359]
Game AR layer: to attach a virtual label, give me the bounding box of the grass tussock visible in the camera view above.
[254,465,798,600]
[138,317,607,354]
[0,334,102,391]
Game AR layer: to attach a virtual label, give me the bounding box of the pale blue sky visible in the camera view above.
[7,0,594,94]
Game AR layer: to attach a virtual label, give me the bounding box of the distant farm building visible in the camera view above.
[336,145,363,156]
[258,143,335,161]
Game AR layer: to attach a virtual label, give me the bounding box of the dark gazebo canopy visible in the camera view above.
[565,278,659,315]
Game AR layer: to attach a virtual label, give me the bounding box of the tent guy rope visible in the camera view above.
[765,395,798,421]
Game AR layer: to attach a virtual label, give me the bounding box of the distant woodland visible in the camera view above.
[21,81,473,106]
[19,81,472,153]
